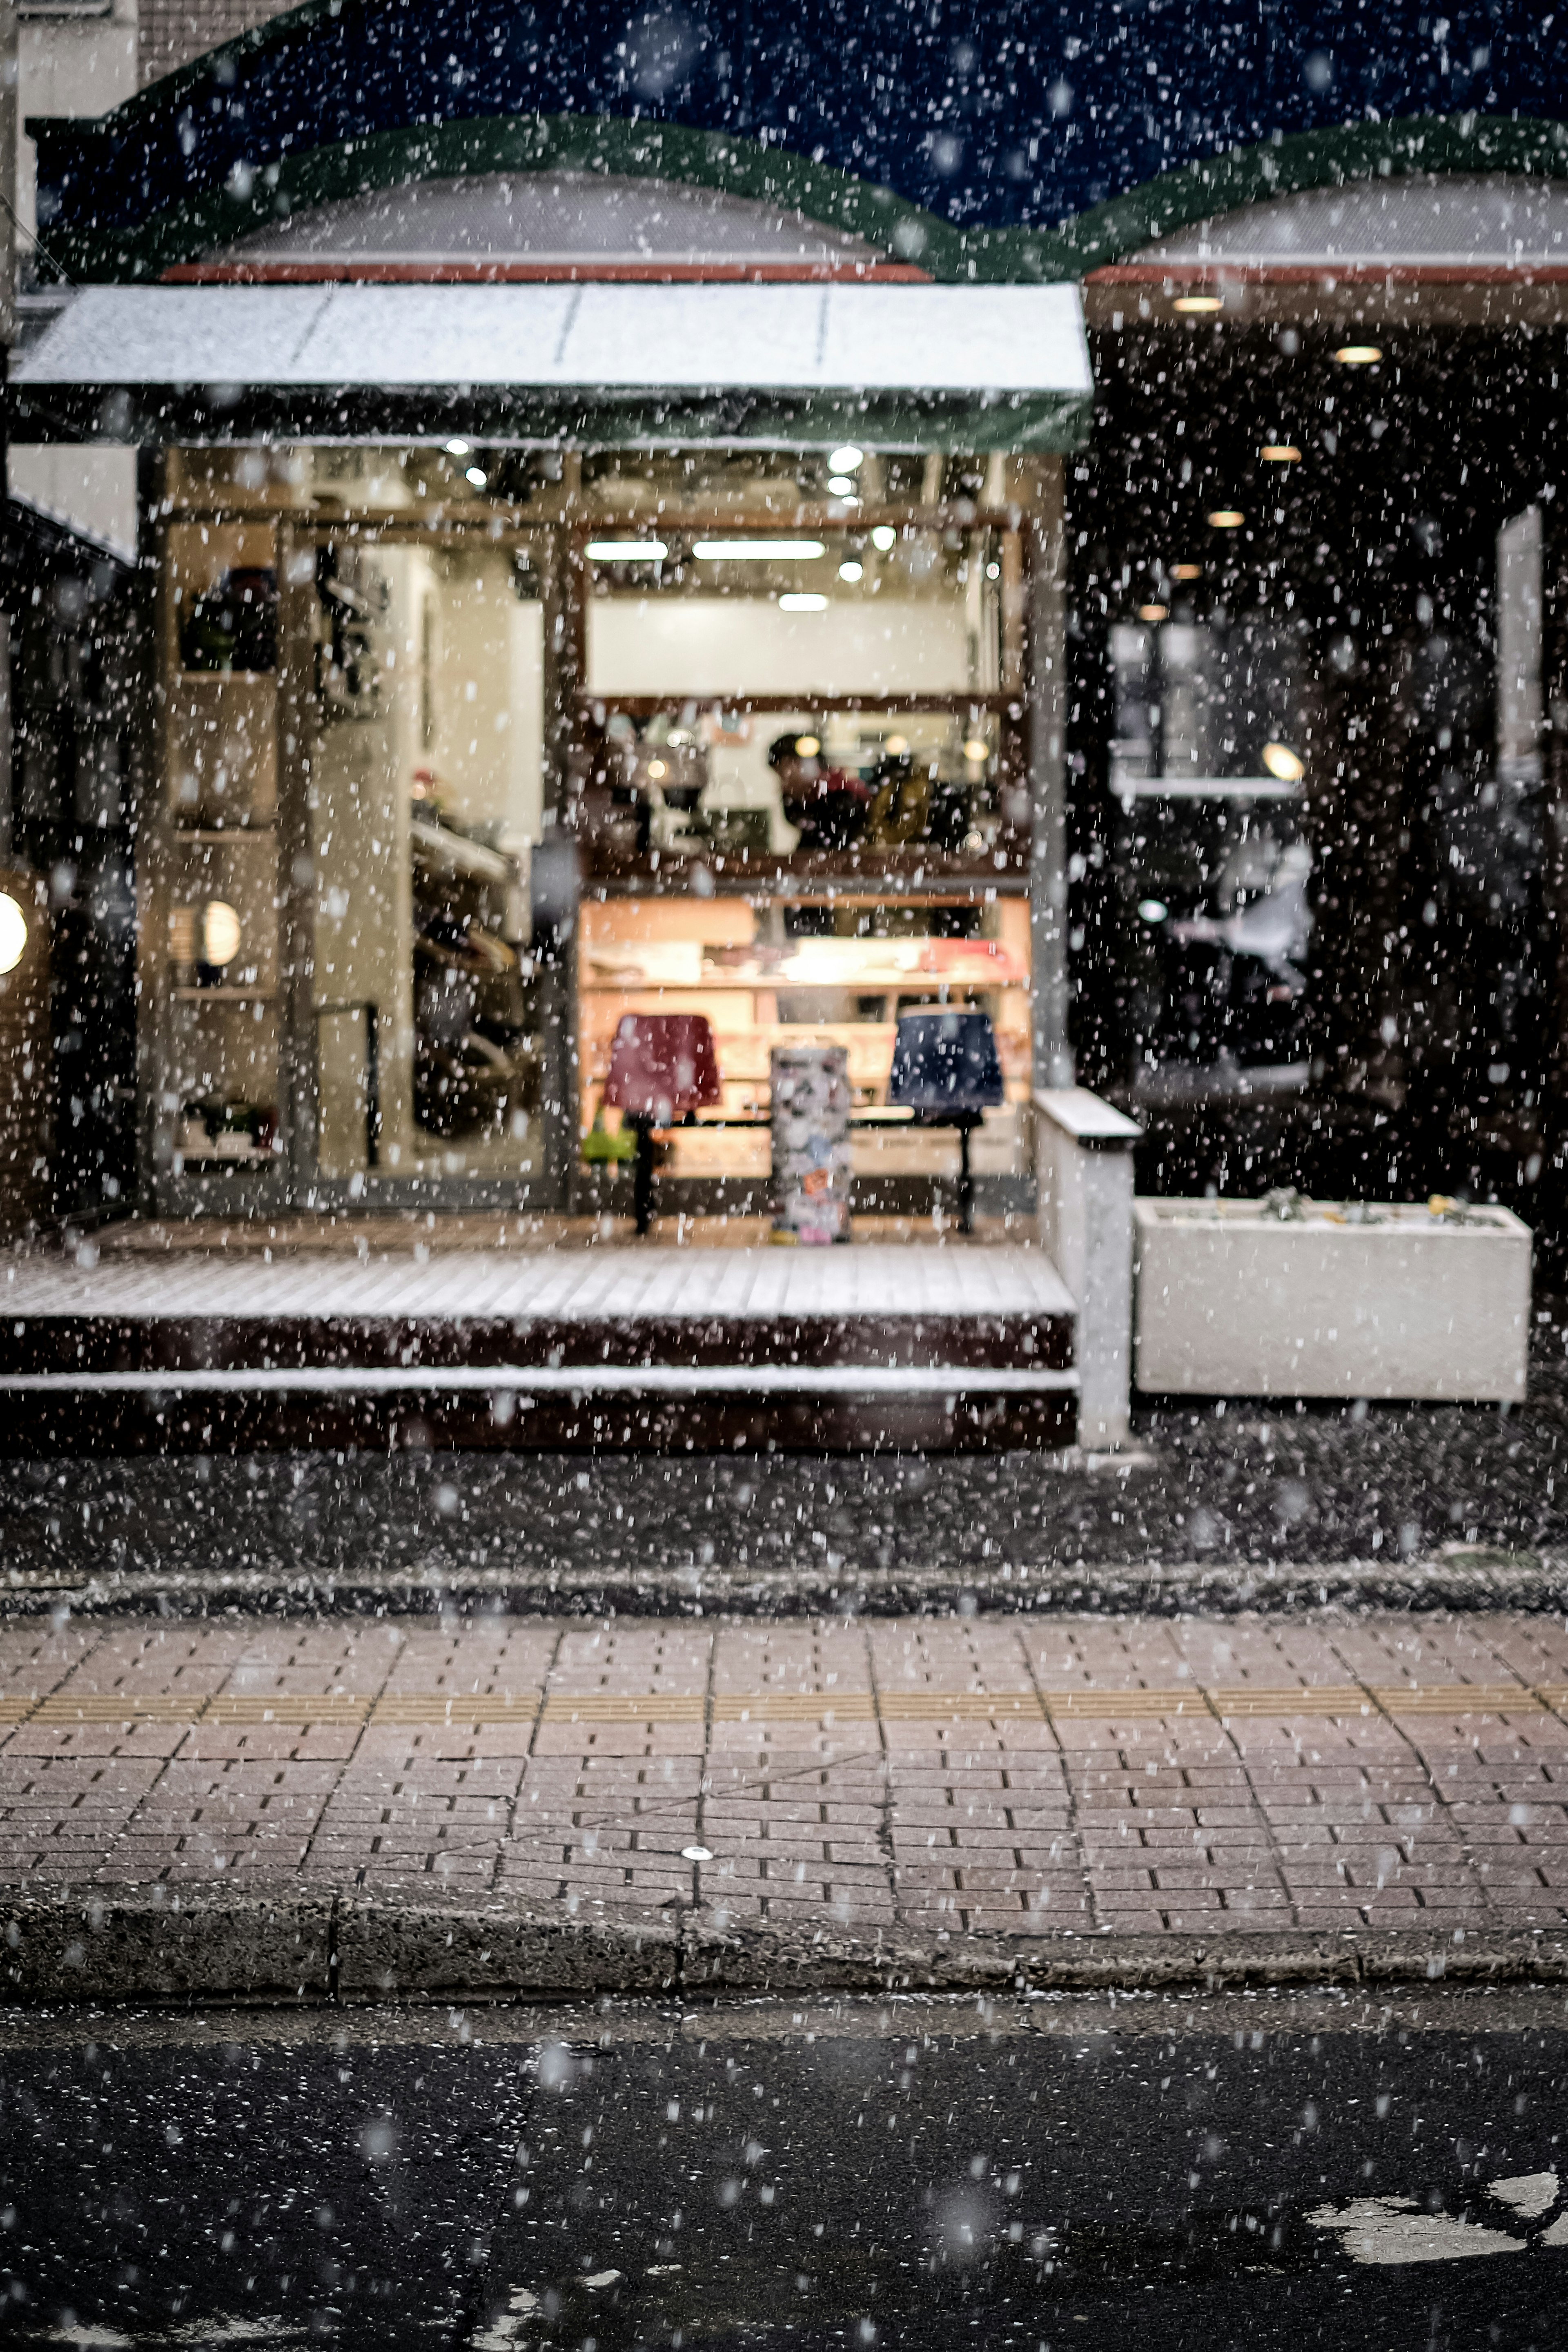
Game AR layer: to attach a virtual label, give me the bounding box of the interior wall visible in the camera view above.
[586,596,970,699]
[311,541,545,1182]
[424,548,544,851]
[312,545,419,1176]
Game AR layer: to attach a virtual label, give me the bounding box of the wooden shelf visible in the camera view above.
[584,843,1029,897]
[175,670,277,686]
[169,987,277,1003]
[172,825,278,841]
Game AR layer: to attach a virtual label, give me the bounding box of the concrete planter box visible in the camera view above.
[1134,1198,1531,1401]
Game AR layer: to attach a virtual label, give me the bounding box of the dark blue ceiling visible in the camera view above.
[33,0,1568,272]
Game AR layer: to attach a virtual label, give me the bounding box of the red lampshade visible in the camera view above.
[603,1013,721,1122]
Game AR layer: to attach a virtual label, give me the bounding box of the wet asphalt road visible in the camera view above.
[2,1989,1567,2351]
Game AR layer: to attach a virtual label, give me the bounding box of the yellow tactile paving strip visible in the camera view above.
[3,1681,1566,1732]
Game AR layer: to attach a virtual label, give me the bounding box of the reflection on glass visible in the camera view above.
[1110,614,1314,1102]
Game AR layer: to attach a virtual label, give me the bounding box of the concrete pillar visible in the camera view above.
[1027,455,1073,1091]
[1034,1086,1141,1450]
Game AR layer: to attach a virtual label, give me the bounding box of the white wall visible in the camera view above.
[586,594,970,699]
[17,4,136,249]
[7,443,137,558]
[11,7,138,557]
[425,548,544,849]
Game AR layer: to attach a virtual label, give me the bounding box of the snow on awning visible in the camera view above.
[9,280,1093,450]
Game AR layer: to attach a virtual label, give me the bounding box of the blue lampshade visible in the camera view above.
[887,1009,1004,1117]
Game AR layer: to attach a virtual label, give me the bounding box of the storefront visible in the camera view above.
[11,0,1568,1268]
[11,264,1087,1221]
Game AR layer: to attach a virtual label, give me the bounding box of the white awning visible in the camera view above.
[10,279,1092,450]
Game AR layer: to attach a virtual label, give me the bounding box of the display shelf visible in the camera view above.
[176,1147,276,1165]
[172,824,279,840]
[584,845,1031,896]
[174,670,277,687]
[169,987,278,1003]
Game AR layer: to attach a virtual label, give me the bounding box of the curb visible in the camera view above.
[5,1889,1568,2004]
[5,1553,1568,1618]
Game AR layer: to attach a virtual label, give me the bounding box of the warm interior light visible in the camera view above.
[962,737,990,763]
[0,892,27,975]
[1173,294,1222,314]
[1262,742,1305,783]
[1207,509,1245,529]
[201,899,242,967]
[1261,443,1302,462]
[838,559,864,582]
[1333,344,1382,365]
[870,525,897,552]
[465,466,488,489]
[829,445,864,472]
[1137,602,1169,622]
[884,734,911,757]
[586,540,668,561]
[794,735,822,758]
[645,758,668,780]
[1171,563,1203,580]
[778,592,829,611]
[696,540,826,561]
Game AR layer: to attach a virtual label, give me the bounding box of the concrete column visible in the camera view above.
[1034,1085,1142,1450]
[1027,456,1072,1091]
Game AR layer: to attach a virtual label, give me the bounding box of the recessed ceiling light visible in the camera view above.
[1333,344,1382,365]
[585,539,668,561]
[1207,510,1245,530]
[838,559,864,582]
[1138,898,1168,923]
[870,525,897,552]
[779,592,829,611]
[884,734,911,757]
[1138,602,1169,622]
[1173,294,1222,314]
[695,540,826,561]
[827,475,856,496]
[444,438,471,456]
[1171,562,1203,581]
[1261,443,1302,462]
[962,736,991,762]
[794,735,822,757]
[1262,742,1305,782]
[465,466,488,488]
[829,445,864,472]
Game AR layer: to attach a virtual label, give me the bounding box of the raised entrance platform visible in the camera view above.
[0,1220,1077,1452]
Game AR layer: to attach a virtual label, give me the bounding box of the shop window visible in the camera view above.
[1108,613,1316,1103]
[572,466,1032,1187]
[161,517,283,1179]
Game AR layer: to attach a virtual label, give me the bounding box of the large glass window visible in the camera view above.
[1109,611,1316,1102]
[149,442,1041,1206]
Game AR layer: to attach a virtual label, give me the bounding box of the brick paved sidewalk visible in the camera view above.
[6,1609,1568,1948]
